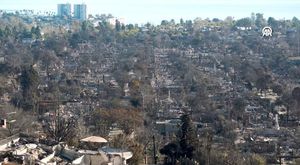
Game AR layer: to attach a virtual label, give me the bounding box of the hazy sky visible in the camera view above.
[1,0,300,24]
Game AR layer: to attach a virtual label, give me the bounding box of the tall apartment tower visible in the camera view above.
[57,3,71,18]
[74,4,87,21]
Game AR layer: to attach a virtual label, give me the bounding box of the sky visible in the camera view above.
[1,0,300,24]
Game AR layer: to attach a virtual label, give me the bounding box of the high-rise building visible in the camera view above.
[74,4,87,21]
[57,3,71,18]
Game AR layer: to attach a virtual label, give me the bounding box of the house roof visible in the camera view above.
[80,136,108,143]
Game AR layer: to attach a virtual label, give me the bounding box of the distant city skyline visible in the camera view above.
[1,0,300,24]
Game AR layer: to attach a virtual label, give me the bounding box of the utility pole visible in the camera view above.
[206,132,212,165]
[277,143,282,165]
[297,25,300,56]
[144,140,150,164]
[153,135,157,164]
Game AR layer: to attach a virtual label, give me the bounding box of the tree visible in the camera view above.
[271,84,283,95]
[45,34,68,54]
[91,108,143,135]
[37,49,60,72]
[292,87,300,109]
[0,28,3,38]
[20,65,39,111]
[43,110,77,142]
[180,18,184,26]
[212,18,220,23]
[21,28,32,38]
[121,24,126,31]
[185,20,193,32]
[31,26,42,39]
[0,104,37,136]
[256,75,272,93]
[267,17,279,30]
[224,16,234,27]
[161,20,169,26]
[292,17,300,27]
[129,79,142,108]
[127,24,134,30]
[255,13,266,28]
[4,26,11,37]
[81,20,94,32]
[235,18,252,27]
[160,113,198,164]
[179,114,197,159]
[232,98,246,121]
[115,19,121,31]
[160,142,181,165]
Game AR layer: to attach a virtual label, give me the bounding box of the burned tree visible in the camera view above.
[43,110,77,142]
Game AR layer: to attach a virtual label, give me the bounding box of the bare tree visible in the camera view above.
[0,104,37,137]
[43,110,77,142]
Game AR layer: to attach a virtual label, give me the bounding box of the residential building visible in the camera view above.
[57,3,71,18]
[74,4,87,21]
